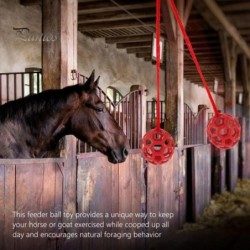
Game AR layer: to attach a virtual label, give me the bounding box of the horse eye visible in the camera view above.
[96,107,104,113]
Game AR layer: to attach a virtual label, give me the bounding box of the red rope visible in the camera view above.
[169,0,219,116]
[156,0,161,130]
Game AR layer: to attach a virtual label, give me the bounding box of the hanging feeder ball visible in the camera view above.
[207,113,241,150]
[141,128,175,164]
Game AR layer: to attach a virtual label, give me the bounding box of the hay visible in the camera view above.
[183,179,250,230]
[150,180,250,250]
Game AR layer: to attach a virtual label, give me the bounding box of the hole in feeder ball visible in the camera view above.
[214,136,222,142]
[154,145,162,151]
[215,118,223,126]
[227,120,233,127]
[165,139,170,145]
[146,139,152,145]
[220,128,228,136]
[210,128,217,134]
[146,148,153,155]
[231,129,236,136]
[154,133,162,140]
[164,148,169,155]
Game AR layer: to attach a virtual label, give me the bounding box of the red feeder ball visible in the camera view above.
[207,113,241,150]
[141,128,175,165]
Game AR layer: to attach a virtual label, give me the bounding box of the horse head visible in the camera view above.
[70,71,129,163]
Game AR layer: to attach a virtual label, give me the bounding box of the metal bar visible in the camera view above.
[21,73,25,97]
[0,74,2,105]
[7,74,9,102]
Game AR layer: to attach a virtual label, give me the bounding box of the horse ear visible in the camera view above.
[94,76,100,86]
[84,70,96,91]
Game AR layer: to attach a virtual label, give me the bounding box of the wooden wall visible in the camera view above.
[77,149,188,249]
[211,146,226,194]
[0,159,64,250]
[77,150,146,250]
[239,118,250,179]
[147,150,184,232]
[244,143,250,178]
[186,144,211,222]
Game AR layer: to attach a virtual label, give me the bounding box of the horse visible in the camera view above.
[0,71,129,163]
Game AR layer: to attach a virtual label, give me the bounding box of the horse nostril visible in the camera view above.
[123,148,129,157]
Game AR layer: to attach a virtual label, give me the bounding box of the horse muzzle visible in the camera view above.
[108,147,129,164]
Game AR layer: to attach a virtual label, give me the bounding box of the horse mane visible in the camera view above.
[0,84,84,122]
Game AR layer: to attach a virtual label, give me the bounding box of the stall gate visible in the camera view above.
[186,144,211,222]
[0,158,64,250]
[0,72,42,104]
[77,149,183,250]
[77,151,145,250]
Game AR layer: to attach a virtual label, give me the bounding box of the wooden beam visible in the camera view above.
[185,51,221,56]
[161,0,176,40]
[183,0,194,26]
[185,75,215,80]
[238,28,250,35]
[221,2,250,13]
[195,0,250,58]
[184,72,223,76]
[106,34,152,44]
[78,9,155,24]
[144,57,152,61]
[185,54,222,59]
[127,47,152,54]
[184,67,223,72]
[188,31,218,38]
[136,52,151,58]
[184,46,221,52]
[116,41,152,49]
[185,58,223,63]
[78,18,155,31]
[184,61,223,67]
[78,1,155,14]
[185,62,223,67]
[188,36,220,44]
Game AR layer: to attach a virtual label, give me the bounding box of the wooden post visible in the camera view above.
[239,56,250,179]
[219,31,239,191]
[42,1,78,248]
[162,0,190,229]
[42,0,61,89]
[241,55,250,118]
[129,85,147,149]
[42,0,78,89]
[162,0,184,147]
[198,105,208,144]
[219,32,237,116]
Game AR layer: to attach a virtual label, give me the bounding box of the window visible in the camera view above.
[24,67,42,95]
[106,86,123,104]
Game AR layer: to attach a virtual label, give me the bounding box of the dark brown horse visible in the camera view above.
[0,71,129,163]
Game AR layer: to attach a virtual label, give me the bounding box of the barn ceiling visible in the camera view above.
[21,0,250,95]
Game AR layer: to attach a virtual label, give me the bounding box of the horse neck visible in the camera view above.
[25,103,73,149]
